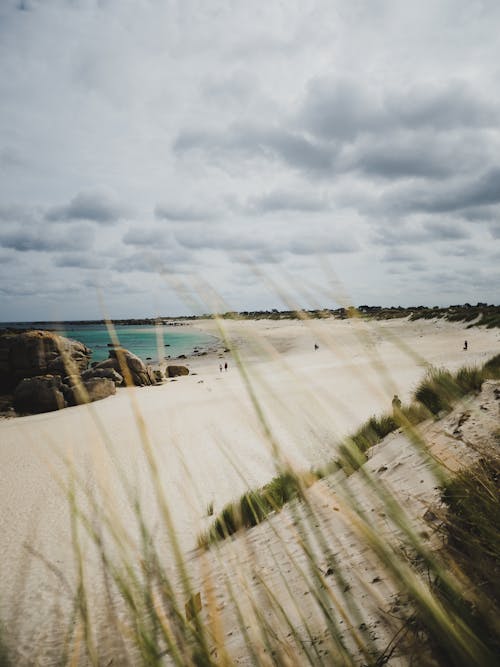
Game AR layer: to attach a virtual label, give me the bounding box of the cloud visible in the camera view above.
[155,202,218,222]
[382,248,422,263]
[0,224,94,252]
[113,249,191,273]
[244,190,329,214]
[299,78,498,142]
[123,226,171,247]
[174,125,335,174]
[374,167,500,218]
[374,220,469,247]
[287,235,358,255]
[174,227,263,252]
[46,189,127,224]
[490,223,500,239]
[54,253,103,269]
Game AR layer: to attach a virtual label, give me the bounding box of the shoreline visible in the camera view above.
[0,316,498,661]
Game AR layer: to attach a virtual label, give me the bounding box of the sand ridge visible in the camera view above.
[0,316,498,662]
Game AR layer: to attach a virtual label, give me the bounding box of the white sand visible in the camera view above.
[0,316,498,660]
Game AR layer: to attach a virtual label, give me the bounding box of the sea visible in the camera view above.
[1,322,219,364]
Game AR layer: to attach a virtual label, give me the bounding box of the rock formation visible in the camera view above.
[0,330,91,392]
[1,330,162,415]
[92,348,157,386]
[166,365,189,378]
[13,375,66,414]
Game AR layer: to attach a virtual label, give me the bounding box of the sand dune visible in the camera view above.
[0,316,498,662]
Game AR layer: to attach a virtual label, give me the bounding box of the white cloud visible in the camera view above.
[0,0,499,317]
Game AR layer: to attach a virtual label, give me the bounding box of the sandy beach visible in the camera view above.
[0,316,498,662]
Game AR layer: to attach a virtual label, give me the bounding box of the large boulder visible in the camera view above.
[94,348,157,386]
[13,375,66,414]
[63,377,116,406]
[166,365,189,378]
[0,330,91,392]
[81,367,123,385]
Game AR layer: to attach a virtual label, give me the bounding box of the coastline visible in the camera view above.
[0,316,498,661]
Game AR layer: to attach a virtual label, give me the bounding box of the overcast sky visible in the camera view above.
[1,0,499,320]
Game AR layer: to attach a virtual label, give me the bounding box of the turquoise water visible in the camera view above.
[3,323,219,363]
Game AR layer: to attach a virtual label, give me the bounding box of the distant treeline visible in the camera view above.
[202,303,500,328]
[6,303,499,329]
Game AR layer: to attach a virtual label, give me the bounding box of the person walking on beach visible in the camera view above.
[314,343,319,351]
[219,363,223,373]
[392,394,402,417]
[224,361,228,372]
[463,340,468,350]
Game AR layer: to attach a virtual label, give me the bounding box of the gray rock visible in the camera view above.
[166,365,189,378]
[81,378,116,403]
[81,368,123,386]
[0,330,91,392]
[63,377,116,405]
[13,375,66,414]
[106,348,155,386]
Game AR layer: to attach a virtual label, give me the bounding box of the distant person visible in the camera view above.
[463,340,468,350]
[224,361,228,371]
[219,363,223,373]
[314,343,319,351]
[392,394,402,416]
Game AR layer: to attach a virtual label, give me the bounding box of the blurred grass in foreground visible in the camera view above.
[0,314,499,666]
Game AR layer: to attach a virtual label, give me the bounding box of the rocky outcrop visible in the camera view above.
[92,348,157,386]
[13,374,117,413]
[1,329,160,415]
[63,377,116,406]
[166,365,189,378]
[13,375,66,414]
[0,330,91,392]
[81,367,123,385]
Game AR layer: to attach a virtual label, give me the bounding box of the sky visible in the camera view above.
[1,0,499,320]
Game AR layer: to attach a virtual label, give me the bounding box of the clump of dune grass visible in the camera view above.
[440,457,500,604]
[424,456,500,663]
[483,352,500,378]
[197,470,306,547]
[3,310,500,666]
[414,362,490,416]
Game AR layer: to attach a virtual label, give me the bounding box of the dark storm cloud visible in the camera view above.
[46,190,126,224]
[0,224,94,252]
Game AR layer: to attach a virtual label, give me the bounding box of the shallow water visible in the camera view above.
[2,321,218,362]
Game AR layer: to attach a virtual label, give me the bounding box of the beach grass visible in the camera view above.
[1,316,499,666]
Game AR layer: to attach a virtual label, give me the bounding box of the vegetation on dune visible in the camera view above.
[197,471,305,547]
[431,456,500,663]
[203,352,500,544]
[1,314,499,665]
